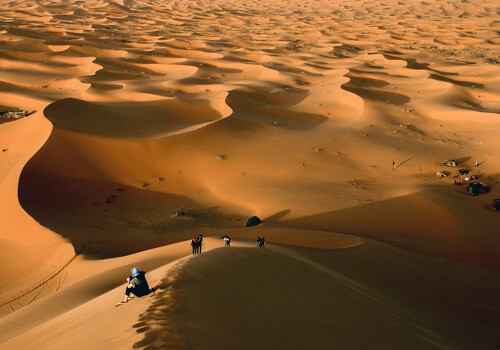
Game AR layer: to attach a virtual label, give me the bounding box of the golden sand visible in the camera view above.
[0,0,499,348]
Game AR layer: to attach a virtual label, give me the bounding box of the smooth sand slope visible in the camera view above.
[144,242,500,349]
[4,237,498,349]
[0,238,227,349]
[0,112,75,313]
[0,0,499,348]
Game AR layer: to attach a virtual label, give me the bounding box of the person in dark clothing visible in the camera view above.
[222,235,231,246]
[257,236,266,247]
[117,267,152,305]
[197,234,203,254]
[191,237,198,255]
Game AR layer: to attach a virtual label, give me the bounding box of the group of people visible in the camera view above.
[192,234,266,252]
[191,234,204,255]
[119,235,267,305]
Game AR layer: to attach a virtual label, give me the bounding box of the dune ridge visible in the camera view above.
[132,240,500,349]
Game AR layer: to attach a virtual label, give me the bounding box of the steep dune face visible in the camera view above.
[43,97,226,137]
[0,113,74,315]
[135,243,500,349]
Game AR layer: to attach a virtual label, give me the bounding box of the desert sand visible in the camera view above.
[0,0,499,348]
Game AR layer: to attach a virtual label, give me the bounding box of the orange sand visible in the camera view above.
[0,0,499,348]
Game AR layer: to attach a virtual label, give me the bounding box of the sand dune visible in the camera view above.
[3,238,498,349]
[0,239,207,347]
[141,242,500,349]
[0,112,74,316]
[0,0,499,348]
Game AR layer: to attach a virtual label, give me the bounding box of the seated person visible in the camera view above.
[117,267,152,305]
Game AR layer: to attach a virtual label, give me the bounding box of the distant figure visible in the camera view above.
[475,160,479,167]
[222,235,231,247]
[197,235,203,254]
[191,237,198,255]
[117,268,152,305]
[392,161,397,170]
[257,236,266,247]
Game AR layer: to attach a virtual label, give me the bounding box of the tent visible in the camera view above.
[493,199,500,211]
[466,182,489,196]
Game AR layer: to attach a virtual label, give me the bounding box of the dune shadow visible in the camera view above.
[452,156,472,165]
[226,87,328,130]
[381,56,430,70]
[429,74,484,89]
[341,82,410,105]
[43,97,224,138]
[345,75,390,88]
[331,43,363,58]
[174,76,221,85]
[18,172,243,258]
[263,209,291,222]
[398,157,413,168]
[280,184,500,267]
[132,266,185,349]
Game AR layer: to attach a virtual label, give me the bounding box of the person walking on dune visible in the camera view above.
[197,234,203,254]
[222,235,231,247]
[117,268,152,305]
[191,237,198,255]
[257,236,266,247]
